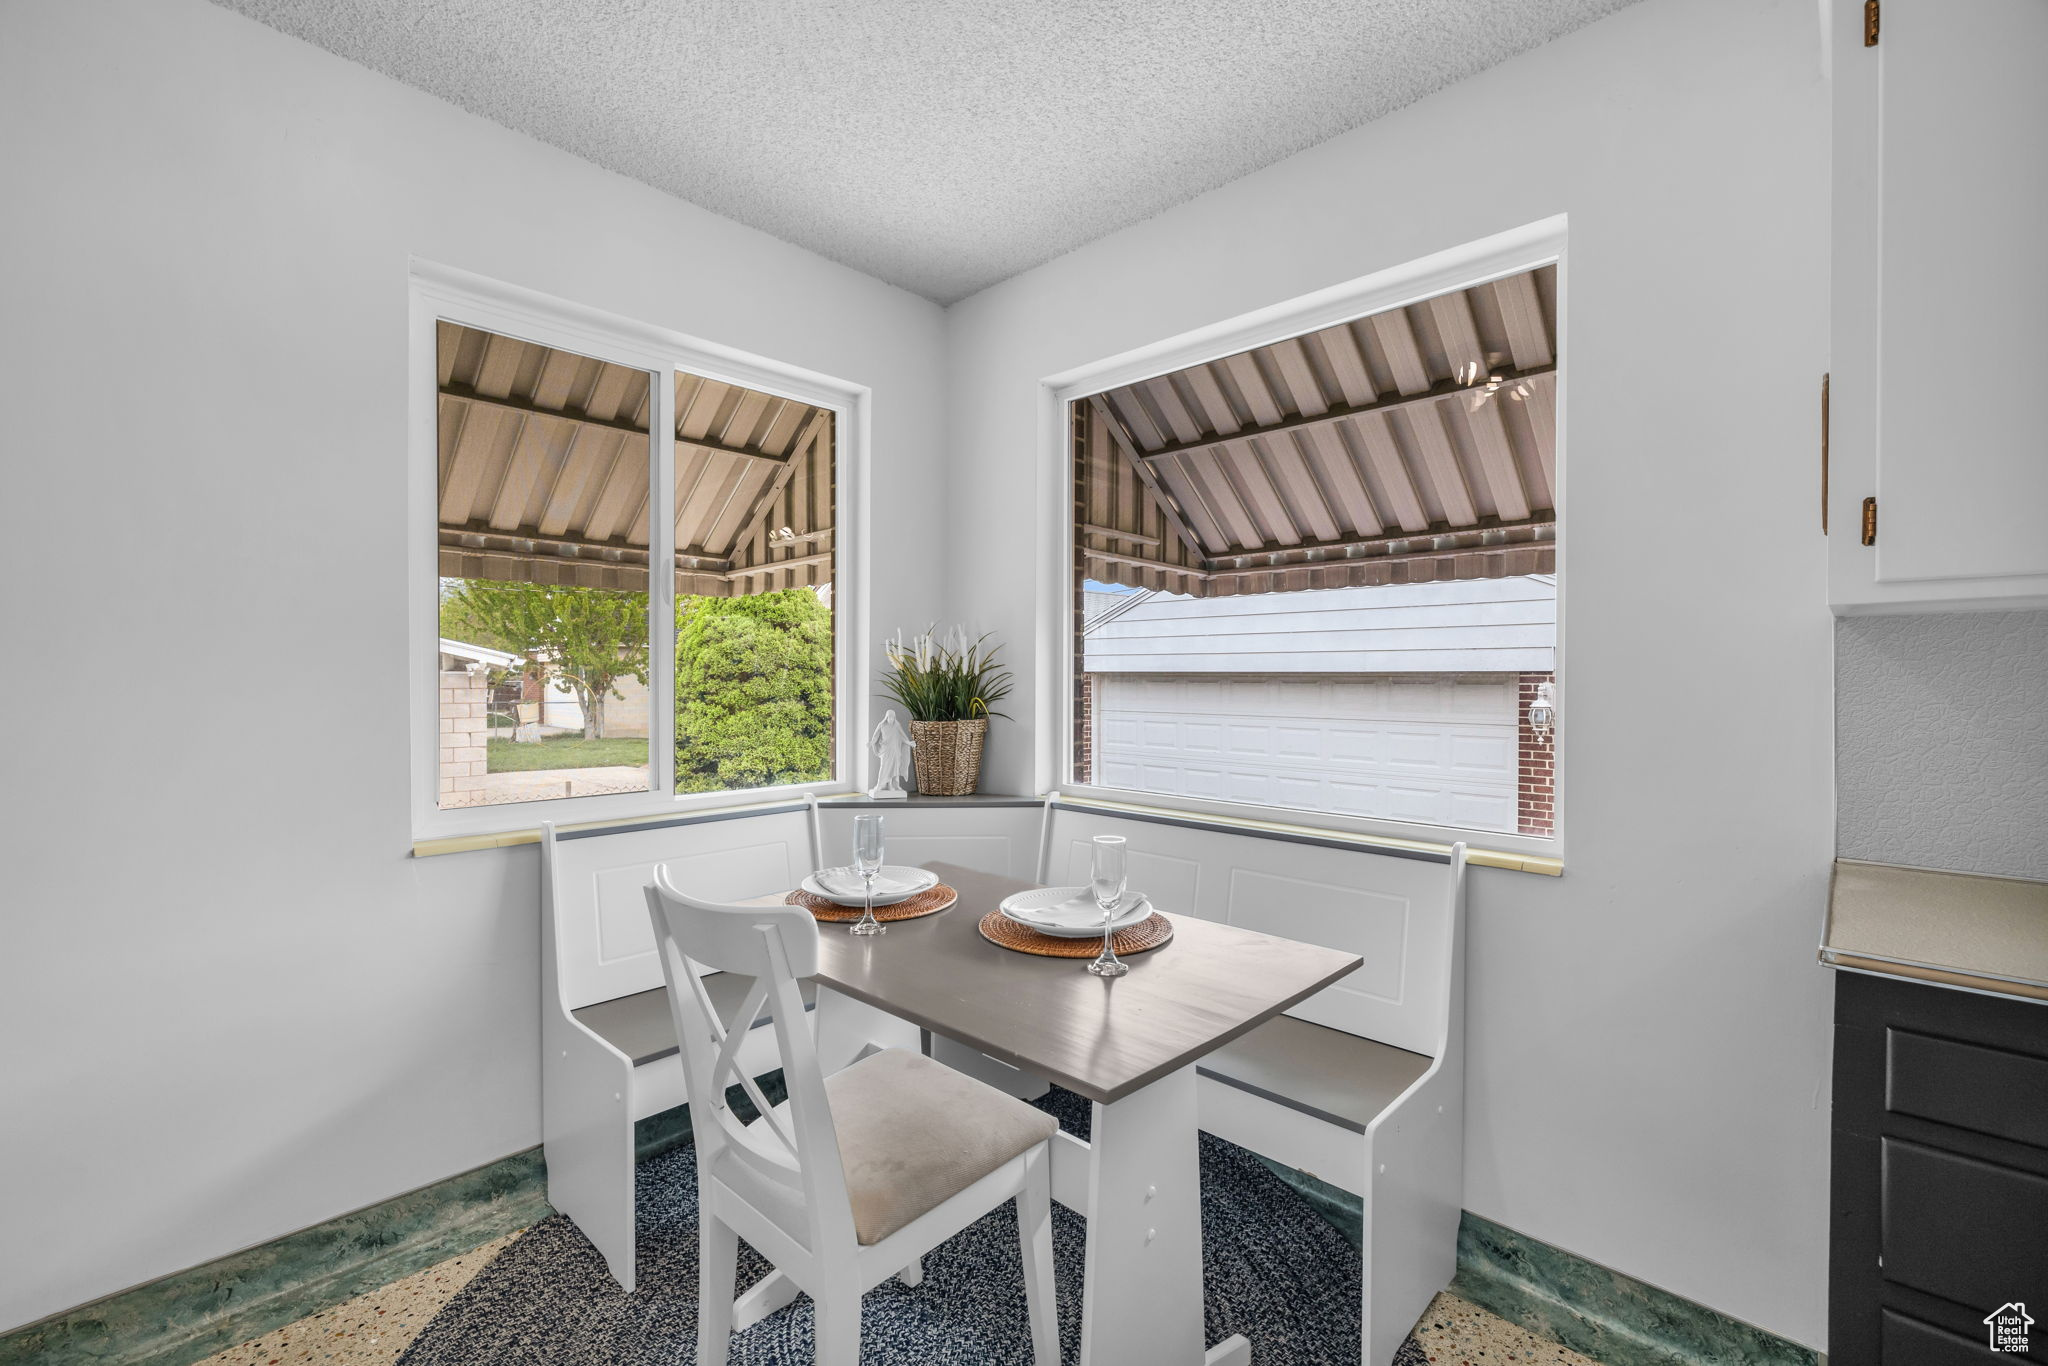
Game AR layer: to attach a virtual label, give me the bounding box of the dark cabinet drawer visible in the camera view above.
[1888,1027,2048,1148]
[1833,972,2048,1363]
[1884,1308,2044,1365]
[1882,1138,2048,1311]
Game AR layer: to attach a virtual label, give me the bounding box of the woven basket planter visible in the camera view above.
[909,718,987,796]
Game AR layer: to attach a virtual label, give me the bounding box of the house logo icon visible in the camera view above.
[1985,1302,2033,1353]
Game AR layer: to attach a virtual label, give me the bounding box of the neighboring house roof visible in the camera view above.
[438,638,521,670]
[1081,574,1555,675]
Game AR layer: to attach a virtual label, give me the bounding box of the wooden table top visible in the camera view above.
[811,863,1362,1105]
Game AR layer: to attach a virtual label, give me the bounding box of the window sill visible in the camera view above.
[410,790,1049,857]
[410,793,822,858]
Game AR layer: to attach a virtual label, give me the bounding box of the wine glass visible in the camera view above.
[850,814,885,936]
[1087,834,1128,977]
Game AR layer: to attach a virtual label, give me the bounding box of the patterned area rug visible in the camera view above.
[398,1089,1428,1365]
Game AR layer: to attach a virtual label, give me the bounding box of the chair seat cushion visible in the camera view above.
[821,1049,1057,1245]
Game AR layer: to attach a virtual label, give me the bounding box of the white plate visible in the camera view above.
[998,886,1153,938]
[805,865,939,906]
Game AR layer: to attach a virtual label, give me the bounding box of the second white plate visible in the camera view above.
[998,885,1153,938]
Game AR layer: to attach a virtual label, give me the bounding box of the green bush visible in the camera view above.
[674,588,833,794]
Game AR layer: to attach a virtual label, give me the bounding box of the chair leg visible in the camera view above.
[697,1212,738,1366]
[898,1255,924,1288]
[812,1284,863,1366]
[1019,1146,1059,1366]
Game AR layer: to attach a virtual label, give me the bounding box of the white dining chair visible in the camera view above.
[644,867,1061,1366]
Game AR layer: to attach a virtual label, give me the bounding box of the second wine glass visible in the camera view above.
[850,813,885,936]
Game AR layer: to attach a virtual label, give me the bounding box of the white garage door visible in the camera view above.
[1092,673,1519,834]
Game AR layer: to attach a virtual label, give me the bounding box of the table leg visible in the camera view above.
[1080,1065,1251,1366]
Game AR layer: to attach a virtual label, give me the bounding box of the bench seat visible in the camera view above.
[1198,1014,1431,1135]
[573,975,819,1067]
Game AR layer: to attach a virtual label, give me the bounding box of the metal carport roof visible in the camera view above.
[1078,265,1557,597]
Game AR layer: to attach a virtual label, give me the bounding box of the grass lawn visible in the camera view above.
[487,734,648,773]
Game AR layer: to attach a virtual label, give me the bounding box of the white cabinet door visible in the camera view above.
[1831,0,2048,611]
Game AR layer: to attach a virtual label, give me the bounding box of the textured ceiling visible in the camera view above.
[214,0,1638,303]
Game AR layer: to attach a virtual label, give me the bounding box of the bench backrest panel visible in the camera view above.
[1042,804,1454,1057]
[815,803,1044,881]
[545,807,819,1012]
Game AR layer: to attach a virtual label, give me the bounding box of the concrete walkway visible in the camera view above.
[444,766,651,808]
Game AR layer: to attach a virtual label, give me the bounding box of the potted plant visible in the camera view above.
[878,627,1012,795]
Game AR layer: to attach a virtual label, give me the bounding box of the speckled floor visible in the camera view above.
[193,1233,519,1366]
[1408,1291,1605,1364]
[197,1238,1601,1366]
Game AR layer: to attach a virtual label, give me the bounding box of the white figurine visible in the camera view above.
[869,709,915,800]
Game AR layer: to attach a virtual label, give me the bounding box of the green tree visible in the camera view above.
[675,588,833,794]
[440,578,648,740]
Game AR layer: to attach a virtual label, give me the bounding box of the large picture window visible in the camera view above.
[1066,263,1559,841]
[416,275,853,839]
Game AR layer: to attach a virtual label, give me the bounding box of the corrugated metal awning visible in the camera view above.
[1079,266,1556,596]
[436,322,833,596]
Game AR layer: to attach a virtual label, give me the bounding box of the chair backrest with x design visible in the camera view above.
[643,867,857,1255]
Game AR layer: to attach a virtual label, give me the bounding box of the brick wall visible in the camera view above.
[1074,672,1095,785]
[1517,670,1556,837]
[439,668,490,808]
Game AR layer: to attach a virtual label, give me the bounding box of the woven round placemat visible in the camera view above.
[785,884,957,923]
[977,909,1174,958]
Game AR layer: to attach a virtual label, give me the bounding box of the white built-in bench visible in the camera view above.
[540,799,835,1292]
[571,977,818,1070]
[541,794,1465,1366]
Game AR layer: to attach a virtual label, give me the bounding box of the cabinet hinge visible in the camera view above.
[1861,496,1878,546]
[1820,373,1830,534]
[1864,0,1880,46]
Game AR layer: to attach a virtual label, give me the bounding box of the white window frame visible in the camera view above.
[1034,216,1568,859]
[410,260,869,843]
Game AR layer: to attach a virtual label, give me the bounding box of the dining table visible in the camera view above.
[739,861,1363,1366]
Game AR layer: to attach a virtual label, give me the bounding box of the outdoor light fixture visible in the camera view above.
[1528,681,1557,739]
[768,525,798,544]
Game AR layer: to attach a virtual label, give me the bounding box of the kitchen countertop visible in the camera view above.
[1821,859,2048,1003]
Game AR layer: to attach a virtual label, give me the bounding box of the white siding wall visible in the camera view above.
[1095,673,1519,833]
[1084,576,1555,674]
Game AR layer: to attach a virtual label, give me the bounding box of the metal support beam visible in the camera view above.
[722,549,835,580]
[1080,523,1162,547]
[439,385,794,467]
[1084,535,1552,584]
[1086,395,1210,560]
[720,410,834,561]
[440,522,731,570]
[1132,364,1558,466]
[437,544,652,589]
[1208,514,1555,568]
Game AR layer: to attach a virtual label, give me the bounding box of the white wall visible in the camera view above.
[946,0,1836,1348]
[0,0,946,1331]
